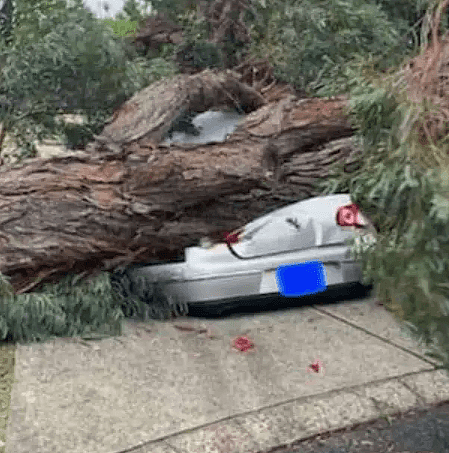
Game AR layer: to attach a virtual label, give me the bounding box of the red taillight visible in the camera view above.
[336,203,365,227]
[224,231,241,244]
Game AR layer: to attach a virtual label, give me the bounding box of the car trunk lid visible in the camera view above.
[229,194,359,259]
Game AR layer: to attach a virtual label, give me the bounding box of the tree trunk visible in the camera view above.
[0,70,360,294]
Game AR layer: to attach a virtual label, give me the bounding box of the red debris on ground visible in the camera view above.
[307,359,323,373]
[232,336,255,352]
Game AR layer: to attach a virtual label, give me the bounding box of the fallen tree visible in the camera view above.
[0,69,360,294]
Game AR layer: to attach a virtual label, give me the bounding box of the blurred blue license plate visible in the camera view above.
[276,261,327,297]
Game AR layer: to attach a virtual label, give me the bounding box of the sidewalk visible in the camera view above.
[6,292,449,453]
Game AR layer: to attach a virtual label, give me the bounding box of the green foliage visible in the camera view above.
[247,2,288,67]
[314,32,449,371]
[170,6,212,66]
[124,56,179,92]
[249,0,417,97]
[0,2,178,157]
[177,7,208,42]
[56,56,177,150]
[0,272,124,344]
[375,0,429,21]
[0,264,188,344]
[150,0,200,22]
[110,268,188,320]
[373,0,430,42]
[175,40,223,70]
[0,6,123,155]
[352,168,449,369]
[0,0,17,48]
[102,17,139,38]
[9,0,97,49]
[168,6,226,70]
[114,0,153,22]
[121,0,144,22]
[59,118,105,150]
[246,0,433,93]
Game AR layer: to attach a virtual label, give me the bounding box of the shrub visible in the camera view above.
[0,272,124,344]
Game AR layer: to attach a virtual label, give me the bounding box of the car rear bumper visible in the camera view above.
[187,282,372,316]
[132,259,364,305]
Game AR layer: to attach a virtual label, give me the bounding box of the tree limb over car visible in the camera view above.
[0,67,361,294]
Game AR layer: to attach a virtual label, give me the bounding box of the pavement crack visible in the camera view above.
[399,379,427,406]
[312,306,437,367]
[164,440,183,453]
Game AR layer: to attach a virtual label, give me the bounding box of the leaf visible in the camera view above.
[430,193,449,223]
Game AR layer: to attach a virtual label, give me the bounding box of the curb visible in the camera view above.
[125,368,449,453]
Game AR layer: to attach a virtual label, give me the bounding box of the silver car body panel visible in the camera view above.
[231,194,356,258]
[131,194,375,304]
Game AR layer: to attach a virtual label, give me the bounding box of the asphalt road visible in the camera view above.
[264,400,449,453]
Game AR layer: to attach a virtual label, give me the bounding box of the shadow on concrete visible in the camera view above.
[187,284,373,319]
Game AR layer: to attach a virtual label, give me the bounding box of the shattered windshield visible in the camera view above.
[163,109,244,145]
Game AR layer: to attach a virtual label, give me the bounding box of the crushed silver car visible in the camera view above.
[114,194,376,316]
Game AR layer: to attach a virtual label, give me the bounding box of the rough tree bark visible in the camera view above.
[0,70,360,294]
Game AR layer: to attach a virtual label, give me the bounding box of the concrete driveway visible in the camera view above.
[6,290,449,453]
